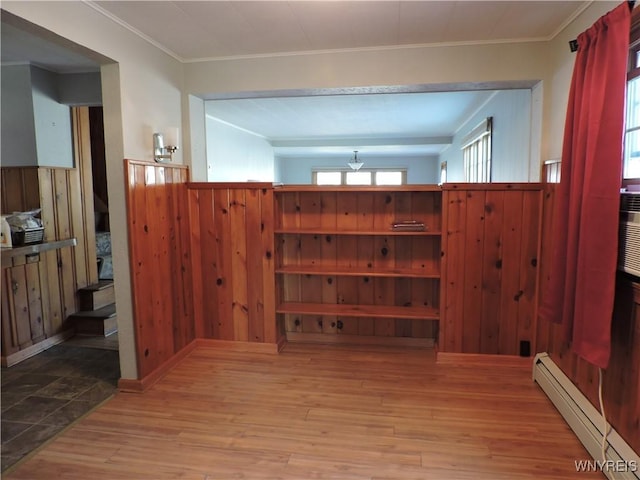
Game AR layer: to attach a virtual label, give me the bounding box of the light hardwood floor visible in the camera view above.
[4,344,601,479]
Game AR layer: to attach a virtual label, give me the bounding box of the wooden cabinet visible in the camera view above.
[274,186,442,346]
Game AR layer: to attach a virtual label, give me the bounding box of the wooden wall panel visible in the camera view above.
[230,189,249,341]
[1,167,40,213]
[188,183,278,346]
[173,168,196,351]
[213,189,234,340]
[1,277,18,357]
[536,182,640,454]
[260,188,279,343]
[1,166,93,358]
[461,191,485,353]
[125,160,193,379]
[440,184,543,355]
[188,188,204,340]
[71,106,99,287]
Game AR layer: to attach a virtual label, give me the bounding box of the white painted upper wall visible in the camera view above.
[1,65,74,168]
[1,65,37,167]
[31,66,74,168]
[184,42,548,97]
[205,116,275,182]
[441,89,532,182]
[57,72,103,106]
[276,155,439,185]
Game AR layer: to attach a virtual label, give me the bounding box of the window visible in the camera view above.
[346,171,372,185]
[375,171,403,185]
[625,11,640,183]
[544,159,561,183]
[462,117,492,183]
[313,169,406,186]
[315,171,342,185]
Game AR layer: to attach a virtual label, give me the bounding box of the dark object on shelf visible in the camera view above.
[6,210,45,246]
[391,220,426,232]
[11,226,44,246]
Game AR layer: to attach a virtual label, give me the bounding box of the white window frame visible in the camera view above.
[462,117,492,183]
[312,168,407,186]
[625,20,640,183]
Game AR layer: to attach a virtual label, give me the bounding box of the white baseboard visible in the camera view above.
[533,353,640,480]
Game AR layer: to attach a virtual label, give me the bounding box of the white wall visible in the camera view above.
[1,65,74,168]
[205,116,275,182]
[440,89,532,182]
[31,66,74,168]
[57,72,102,106]
[184,95,207,181]
[276,155,439,184]
[1,65,37,167]
[3,1,184,380]
[185,42,548,97]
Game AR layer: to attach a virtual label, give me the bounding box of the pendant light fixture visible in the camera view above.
[348,150,364,171]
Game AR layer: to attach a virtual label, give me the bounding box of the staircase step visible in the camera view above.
[69,303,117,336]
[78,280,115,311]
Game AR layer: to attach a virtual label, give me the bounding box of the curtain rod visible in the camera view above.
[569,0,635,52]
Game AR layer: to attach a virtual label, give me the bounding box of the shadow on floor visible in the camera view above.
[1,340,120,472]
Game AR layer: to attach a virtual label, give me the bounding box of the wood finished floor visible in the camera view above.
[4,344,601,480]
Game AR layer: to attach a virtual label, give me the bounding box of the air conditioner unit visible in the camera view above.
[618,192,640,278]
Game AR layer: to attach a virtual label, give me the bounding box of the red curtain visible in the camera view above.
[539,2,631,369]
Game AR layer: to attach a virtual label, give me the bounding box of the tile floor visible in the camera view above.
[1,340,120,472]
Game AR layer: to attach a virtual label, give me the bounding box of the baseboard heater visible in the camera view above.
[533,353,640,480]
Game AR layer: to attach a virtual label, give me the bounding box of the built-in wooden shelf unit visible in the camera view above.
[274,185,441,345]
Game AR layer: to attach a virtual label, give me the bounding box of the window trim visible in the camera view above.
[624,8,640,186]
[312,168,407,186]
[462,117,493,183]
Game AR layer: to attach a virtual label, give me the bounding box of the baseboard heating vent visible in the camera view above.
[533,353,640,480]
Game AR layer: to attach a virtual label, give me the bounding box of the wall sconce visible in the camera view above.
[153,127,179,163]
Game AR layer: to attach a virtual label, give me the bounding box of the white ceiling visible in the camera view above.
[1,1,590,159]
[91,1,588,62]
[206,90,499,157]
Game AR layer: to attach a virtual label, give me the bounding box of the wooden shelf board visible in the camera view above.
[1,238,77,268]
[286,332,435,348]
[275,228,441,236]
[276,302,439,320]
[274,185,442,192]
[276,265,440,278]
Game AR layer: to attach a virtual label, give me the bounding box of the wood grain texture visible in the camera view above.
[6,344,598,480]
[440,186,543,355]
[275,188,442,346]
[536,183,640,455]
[1,166,95,362]
[124,159,193,379]
[188,184,279,346]
[71,106,99,287]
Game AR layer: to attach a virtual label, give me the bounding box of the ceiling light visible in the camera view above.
[348,150,363,171]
